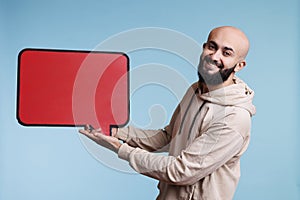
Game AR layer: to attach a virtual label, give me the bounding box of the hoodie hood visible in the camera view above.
[199,76,256,116]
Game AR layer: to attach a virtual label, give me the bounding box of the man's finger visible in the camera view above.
[79,128,95,138]
[79,129,99,141]
[79,127,105,141]
[84,124,95,132]
[79,129,90,137]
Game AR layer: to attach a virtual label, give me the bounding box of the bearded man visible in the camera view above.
[80,26,256,200]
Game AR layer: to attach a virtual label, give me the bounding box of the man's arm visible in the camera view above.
[114,101,181,152]
[79,109,251,185]
[78,124,172,153]
[117,109,251,185]
[115,126,171,152]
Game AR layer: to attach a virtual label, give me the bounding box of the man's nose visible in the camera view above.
[210,50,222,62]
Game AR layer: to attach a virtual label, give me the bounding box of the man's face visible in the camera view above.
[198,28,246,85]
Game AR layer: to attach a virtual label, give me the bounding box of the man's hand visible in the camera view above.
[79,125,121,153]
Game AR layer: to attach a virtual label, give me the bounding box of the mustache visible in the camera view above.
[204,56,224,69]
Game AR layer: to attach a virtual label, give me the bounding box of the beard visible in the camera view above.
[198,59,236,85]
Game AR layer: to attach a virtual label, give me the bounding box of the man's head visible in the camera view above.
[198,26,250,86]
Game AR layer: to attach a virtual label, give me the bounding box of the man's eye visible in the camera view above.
[208,44,216,50]
[223,51,232,56]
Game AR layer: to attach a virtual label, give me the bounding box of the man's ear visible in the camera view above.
[234,60,246,72]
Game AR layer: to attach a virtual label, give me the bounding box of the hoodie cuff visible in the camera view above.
[118,143,135,161]
[115,127,129,142]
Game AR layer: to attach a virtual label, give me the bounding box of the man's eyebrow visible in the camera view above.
[208,41,235,53]
[208,41,218,46]
[224,46,235,52]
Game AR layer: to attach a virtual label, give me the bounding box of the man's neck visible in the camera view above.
[199,76,235,94]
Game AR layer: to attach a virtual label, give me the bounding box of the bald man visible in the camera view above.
[80,26,256,200]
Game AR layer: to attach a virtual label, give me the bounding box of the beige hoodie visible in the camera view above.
[117,76,256,200]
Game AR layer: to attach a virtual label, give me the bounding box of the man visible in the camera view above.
[79,26,256,200]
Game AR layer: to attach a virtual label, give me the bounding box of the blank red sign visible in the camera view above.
[17,49,129,135]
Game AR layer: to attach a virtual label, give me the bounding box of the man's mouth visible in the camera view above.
[204,61,222,72]
[204,57,223,70]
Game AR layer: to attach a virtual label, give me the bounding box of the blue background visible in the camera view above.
[1,0,299,199]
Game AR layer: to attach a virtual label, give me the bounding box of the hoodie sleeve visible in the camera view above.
[115,100,181,152]
[116,126,172,152]
[118,108,251,185]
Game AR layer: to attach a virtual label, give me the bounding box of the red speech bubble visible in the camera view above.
[17,49,129,135]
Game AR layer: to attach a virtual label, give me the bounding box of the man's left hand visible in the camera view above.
[79,125,122,153]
